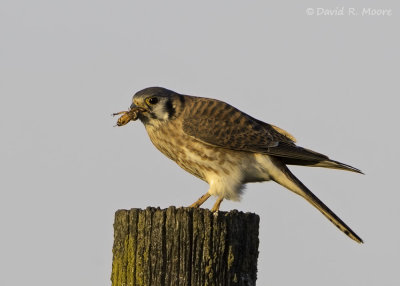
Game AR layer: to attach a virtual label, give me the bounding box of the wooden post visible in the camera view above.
[111,206,259,286]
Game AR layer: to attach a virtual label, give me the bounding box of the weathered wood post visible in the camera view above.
[111,206,259,286]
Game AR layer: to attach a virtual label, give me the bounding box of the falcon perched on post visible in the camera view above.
[114,87,363,243]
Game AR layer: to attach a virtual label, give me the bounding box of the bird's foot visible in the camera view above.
[211,197,224,212]
[188,193,211,208]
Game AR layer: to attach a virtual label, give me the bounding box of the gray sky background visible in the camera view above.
[1,1,399,285]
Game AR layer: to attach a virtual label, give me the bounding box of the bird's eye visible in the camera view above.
[146,97,159,105]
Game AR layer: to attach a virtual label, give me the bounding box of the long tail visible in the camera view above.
[312,159,364,174]
[271,158,363,243]
[273,144,364,174]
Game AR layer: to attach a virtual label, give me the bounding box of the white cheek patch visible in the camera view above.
[152,100,172,121]
[150,104,164,120]
[161,109,169,120]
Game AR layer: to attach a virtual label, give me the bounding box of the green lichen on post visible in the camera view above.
[227,245,235,270]
[127,209,139,286]
[111,210,129,286]
[111,207,259,286]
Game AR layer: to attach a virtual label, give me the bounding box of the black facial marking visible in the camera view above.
[139,115,150,124]
[165,99,176,118]
[149,112,158,119]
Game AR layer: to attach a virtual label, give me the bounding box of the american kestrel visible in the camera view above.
[114,87,363,243]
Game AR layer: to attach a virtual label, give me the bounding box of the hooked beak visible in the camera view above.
[130,102,138,110]
[130,102,148,114]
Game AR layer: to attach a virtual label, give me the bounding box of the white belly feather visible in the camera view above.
[146,122,275,201]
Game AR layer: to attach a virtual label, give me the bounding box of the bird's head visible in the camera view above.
[130,87,184,125]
